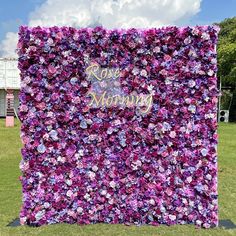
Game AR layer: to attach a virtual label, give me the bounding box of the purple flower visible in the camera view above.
[18,25,219,228]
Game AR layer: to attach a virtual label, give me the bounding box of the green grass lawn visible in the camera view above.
[0,119,235,236]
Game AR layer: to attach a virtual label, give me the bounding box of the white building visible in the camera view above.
[0,58,20,117]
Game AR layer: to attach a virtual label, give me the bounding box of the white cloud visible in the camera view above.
[28,0,201,28]
[0,32,18,58]
[0,0,202,58]
[29,0,94,27]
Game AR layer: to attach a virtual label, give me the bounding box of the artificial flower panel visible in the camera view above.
[18,25,219,227]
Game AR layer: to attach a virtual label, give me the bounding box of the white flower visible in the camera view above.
[77,207,83,214]
[136,160,142,167]
[148,123,155,129]
[109,181,116,189]
[169,215,176,221]
[131,160,142,170]
[88,171,96,179]
[147,84,154,91]
[87,186,93,192]
[49,130,58,141]
[108,199,114,204]
[169,131,176,138]
[144,173,150,178]
[188,49,197,58]
[169,141,174,146]
[84,193,90,200]
[198,70,206,75]
[75,149,84,159]
[66,179,72,186]
[142,59,148,65]
[179,127,186,133]
[207,69,214,76]
[68,210,75,217]
[162,122,171,132]
[192,28,200,35]
[140,69,147,77]
[79,149,84,156]
[153,46,161,53]
[182,198,187,204]
[62,50,71,57]
[196,220,202,225]
[92,165,98,172]
[149,199,155,205]
[159,166,165,173]
[188,80,196,88]
[66,190,73,197]
[132,67,139,75]
[81,80,88,87]
[43,202,50,208]
[189,200,194,207]
[165,78,171,85]
[35,210,45,221]
[186,176,192,183]
[57,156,66,163]
[198,205,203,211]
[188,104,196,113]
[101,190,107,196]
[104,160,110,165]
[201,32,210,40]
[35,39,41,45]
[160,206,166,213]
[211,58,217,64]
[206,174,212,180]
[43,133,49,141]
[184,37,191,44]
[107,127,113,135]
[47,38,54,45]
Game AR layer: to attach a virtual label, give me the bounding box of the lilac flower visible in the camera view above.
[37,144,46,153]
[201,148,208,157]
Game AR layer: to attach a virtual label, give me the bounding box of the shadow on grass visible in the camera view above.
[7,218,236,229]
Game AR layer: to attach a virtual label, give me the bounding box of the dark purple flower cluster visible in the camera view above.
[18,25,219,228]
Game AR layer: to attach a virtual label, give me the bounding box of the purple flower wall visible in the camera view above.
[18,25,219,228]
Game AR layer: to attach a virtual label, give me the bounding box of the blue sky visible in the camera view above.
[0,0,235,57]
[0,0,44,41]
[190,0,236,25]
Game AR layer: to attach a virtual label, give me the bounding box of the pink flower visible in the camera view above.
[48,64,57,74]
[169,131,176,138]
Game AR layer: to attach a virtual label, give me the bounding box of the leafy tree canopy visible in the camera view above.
[217,17,236,87]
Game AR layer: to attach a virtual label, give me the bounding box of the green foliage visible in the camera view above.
[217,17,236,87]
[220,90,233,110]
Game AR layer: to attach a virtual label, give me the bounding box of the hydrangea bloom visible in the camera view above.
[18,25,219,228]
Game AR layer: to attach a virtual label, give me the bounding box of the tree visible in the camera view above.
[217,17,236,88]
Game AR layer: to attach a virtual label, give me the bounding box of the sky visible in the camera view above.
[0,0,235,58]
